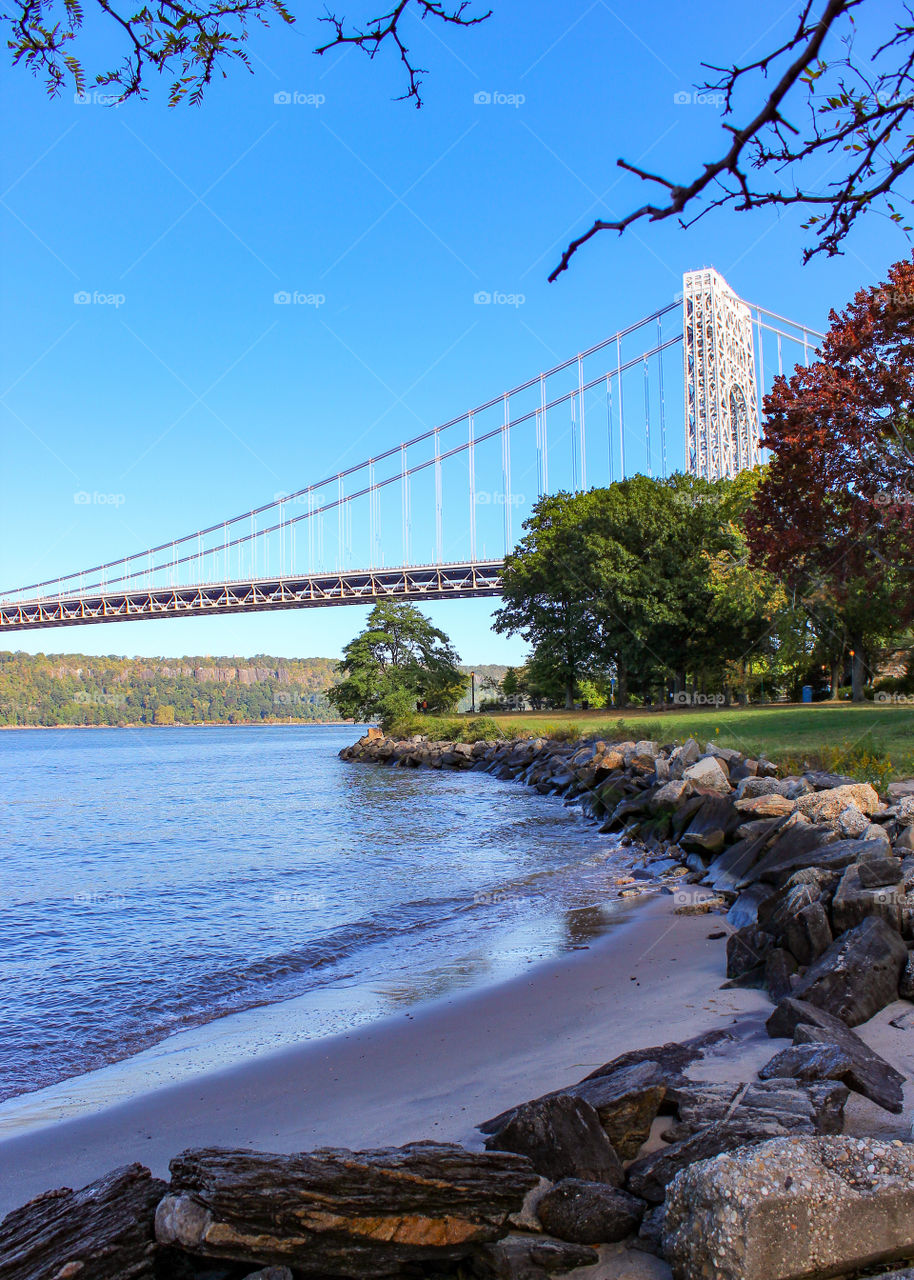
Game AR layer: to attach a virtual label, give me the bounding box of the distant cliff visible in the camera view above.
[0,651,340,726]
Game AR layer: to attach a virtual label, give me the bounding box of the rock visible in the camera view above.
[765,948,798,1001]
[474,1232,598,1280]
[578,1029,734,1086]
[831,863,912,935]
[734,776,789,800]
[789,915,908,1025]
[157,1143,539,1273]
[669,739,700,775]
[704,743,743,765]
[673,895,727,915]
[626,1120,791,1203]
[748,832,877,888]
[633,1204,666,1257]
[864,823,893,847]
[669,1078,847,1137]
[896,826,914,854]
[765,996,906,1112]
[243,1271,293,1280]
[705,825,783,893]
[888,779,914,802]
[838,805,872,838]
[726,926,773,980]
[783,901,833,966]
[566,1063,667,1159]
[535,1180,644,1245]
[726,884,775,930]
[679,795,739,854]
[484,1095,624,1186]
[796,781,881,822]
[0,1163,166,1280]
[681,756,731,794]
[733,793,796,818]
[663,1135,914,1280]
[900,952,914,1000]
[758,1041,855,1086]
[757,878,827,940]
[649,779,691,812]
[804,770,857,790]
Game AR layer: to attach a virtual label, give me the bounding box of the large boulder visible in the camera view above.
[535,1180,644,1245]
[679,795,739,854]
[474,1232,598,1280]
[733,793,796,819]
[747,832,880,888]
[483,1095,623,1185]
[789,915,908,1026]
[681,756,731,794]
[0,1163,166,1280]
[663,1135,914,1280]
[156,1144,538,1274]
[831,863,913,937]
[796,782,881,823]
[562,1063,666,1159]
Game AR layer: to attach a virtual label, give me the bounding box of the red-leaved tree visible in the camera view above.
[747,257,914,700]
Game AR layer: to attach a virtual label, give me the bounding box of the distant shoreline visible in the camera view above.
[0,720,356,731]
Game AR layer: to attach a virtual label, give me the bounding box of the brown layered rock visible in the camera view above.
[0,1163,166,1280]
[156,1143,539,1274]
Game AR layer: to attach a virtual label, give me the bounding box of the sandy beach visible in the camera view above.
[0,893,772,1215]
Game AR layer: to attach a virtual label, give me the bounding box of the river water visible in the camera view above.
[0,725,631,1122]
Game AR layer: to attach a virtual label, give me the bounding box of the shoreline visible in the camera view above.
[0,720,356,731]
[0,892,771,1217]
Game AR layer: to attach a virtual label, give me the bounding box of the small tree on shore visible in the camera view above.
[328,600,467,729]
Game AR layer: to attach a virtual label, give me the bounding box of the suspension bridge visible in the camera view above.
[0,269,822,634]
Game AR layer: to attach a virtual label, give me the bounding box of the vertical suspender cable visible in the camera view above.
[578,354,586,491]
[336,476,343,571]
[605,374,614,485]
[617,335,625,480]
[368,462,376,569]
[657,318,668,478]
[643,356,652,478]
[777,333,783,376]
[540,374,548,495]
[468,413,477,563]
[570,392,578,493]
[502,393,512,554]
[434,431,443,564]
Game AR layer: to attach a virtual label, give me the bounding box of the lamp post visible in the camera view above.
[471,671,476,714]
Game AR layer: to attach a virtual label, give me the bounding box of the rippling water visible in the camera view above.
[0,725,629,1105]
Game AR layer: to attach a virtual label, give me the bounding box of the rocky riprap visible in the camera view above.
[5,736,914,1280]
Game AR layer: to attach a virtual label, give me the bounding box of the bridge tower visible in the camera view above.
[682,267,760,480]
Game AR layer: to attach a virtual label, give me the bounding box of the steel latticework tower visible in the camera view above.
[683,267,760,480]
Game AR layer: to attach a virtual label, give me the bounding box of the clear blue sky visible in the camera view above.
[0,0,904,665]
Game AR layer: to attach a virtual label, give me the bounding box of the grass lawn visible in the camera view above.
[402,703,914,786]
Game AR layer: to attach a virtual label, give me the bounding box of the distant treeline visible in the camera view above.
[0,651,341,726]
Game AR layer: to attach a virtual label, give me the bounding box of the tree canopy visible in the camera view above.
[326,599,467,728]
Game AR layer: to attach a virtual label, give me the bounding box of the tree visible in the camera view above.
[5,0,486,105]
[746,257,914,700]
[550,1,914,277]
[326,599,467,728]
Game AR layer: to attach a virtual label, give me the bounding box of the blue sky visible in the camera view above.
[0,0,906,665]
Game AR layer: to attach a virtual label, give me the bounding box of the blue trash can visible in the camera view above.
[802,685,813,703]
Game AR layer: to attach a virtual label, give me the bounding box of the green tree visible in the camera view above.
[327,601,467,729]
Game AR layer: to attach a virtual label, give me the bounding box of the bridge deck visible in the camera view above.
[0,562,506,631]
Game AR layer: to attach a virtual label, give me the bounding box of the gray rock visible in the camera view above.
[832,863,913,936]
[764,996,906,1113]
[782,901,833,966]
[790,915,908,1026]
[765,948,798,1001]
[474,1232,598,1280]
[681,756,731,794]
[805,770,858,790]
[679,795,739,854]
[858,856,904,887]
[626,1120,790,1203]
[535,1180,644,1245]
[242,1271,294,1280]
[726,925,772,980]
[663,1135,914,1280]
[484,1095,624,1186]
[748,832,874,888]
[758,1041,854,1085]
[900,952,914,1001]
[734,776,789,800]
[726,883,776,930]
[888,779,914,802]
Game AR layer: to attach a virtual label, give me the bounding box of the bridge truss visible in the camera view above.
[0,270,823,632]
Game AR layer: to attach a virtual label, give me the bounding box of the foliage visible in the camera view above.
[747,256,914,699]
[327,600,467,730]
[0,650,340,726]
